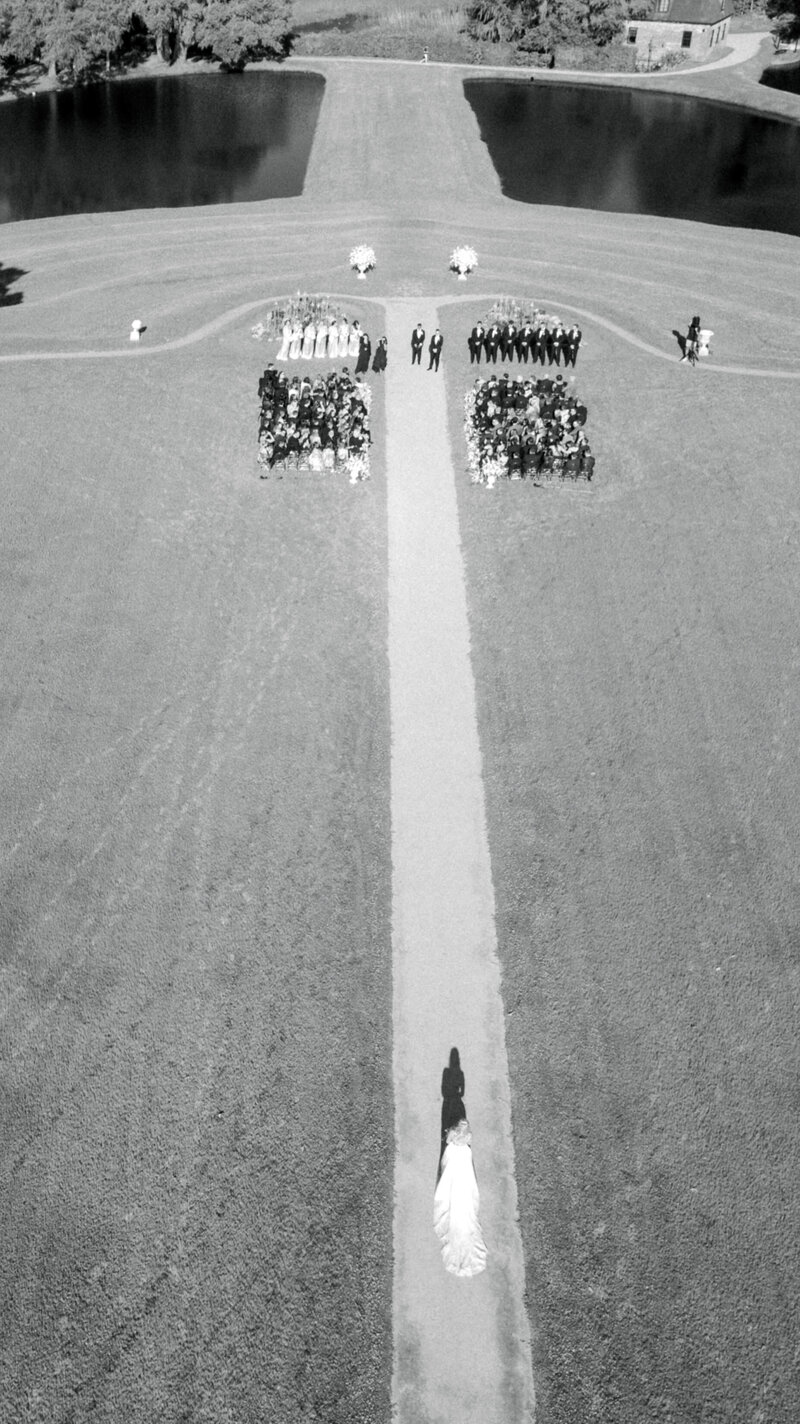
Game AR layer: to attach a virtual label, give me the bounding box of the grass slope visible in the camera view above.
[1,53,799,1424]
[0,315,393,1423]
[440,297,800,1423]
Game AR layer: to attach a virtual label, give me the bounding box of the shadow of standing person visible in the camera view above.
[0,262,27,307]
[439,1047,466,1178]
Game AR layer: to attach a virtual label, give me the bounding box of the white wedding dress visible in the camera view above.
[276,321,292,361]
[433,1121,487,1278]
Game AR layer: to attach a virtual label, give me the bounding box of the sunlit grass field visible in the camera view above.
[1,46,799,1424]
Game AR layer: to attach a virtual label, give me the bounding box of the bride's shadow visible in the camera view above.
[438,1046,467,1181]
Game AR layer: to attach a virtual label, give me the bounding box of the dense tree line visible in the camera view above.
[465,0,632,54]
[766,0,800,45]
[0,0,291,81]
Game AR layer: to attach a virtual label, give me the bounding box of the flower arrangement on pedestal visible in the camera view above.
[349,244,376,280]
[450,245,478,280]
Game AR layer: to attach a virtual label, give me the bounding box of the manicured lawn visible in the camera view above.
[1,50,799,1424]
[0,304,394,1424]
[440,297,800,1422]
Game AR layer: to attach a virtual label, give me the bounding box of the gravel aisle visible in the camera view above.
[386,299,536,1424]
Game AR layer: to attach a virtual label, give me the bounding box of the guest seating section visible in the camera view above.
[257,367,372,484]
[464,373,595,487]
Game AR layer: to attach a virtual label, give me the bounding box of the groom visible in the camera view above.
[411,323,425,365]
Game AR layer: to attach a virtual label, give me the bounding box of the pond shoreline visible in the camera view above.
[2,28,799,126]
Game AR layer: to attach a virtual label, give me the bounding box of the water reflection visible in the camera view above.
[464,79,800,237]
[761,60,800,95]
[0,71,324,224]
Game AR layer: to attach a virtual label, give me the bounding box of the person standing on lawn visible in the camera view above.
[411,322,425,365]
[565,324,582,367]
[469,321,485,364]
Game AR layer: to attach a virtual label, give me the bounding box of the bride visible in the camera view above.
[433,1119,487,1278]
[276,318,292,362]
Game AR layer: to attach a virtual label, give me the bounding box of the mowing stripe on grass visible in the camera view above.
[385,298,536,1424]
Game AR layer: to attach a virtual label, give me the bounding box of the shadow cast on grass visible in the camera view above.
[0,264,27,307]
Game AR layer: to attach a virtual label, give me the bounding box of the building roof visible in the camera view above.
[638,0,733,23]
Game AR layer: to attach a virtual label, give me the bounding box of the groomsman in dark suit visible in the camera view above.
[547,322,564,365]
[533,323,548,365]
[501,321,517,362]
[485,322,502,364]
[565,324,582,367]
[518,322,534,364]
[428,329,444,370]
[469,321,485,363]
[411,323,425,365]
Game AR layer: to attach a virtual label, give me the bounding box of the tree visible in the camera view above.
[586,0,628,43]
[133,0,198,61]
[77,0,128,70]
[766,1,800,45]
[765,0,800,39]
[466,0,543,45]
[0,1,12,78]
[466,0,634,51]
[193,0,290,67]
[3,0,46,67]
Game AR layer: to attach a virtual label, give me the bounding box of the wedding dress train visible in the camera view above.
[433,1120,487,1278]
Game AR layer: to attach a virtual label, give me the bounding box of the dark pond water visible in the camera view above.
[464,79,800,237]
[0,71,324,225]
[760,59,800,95]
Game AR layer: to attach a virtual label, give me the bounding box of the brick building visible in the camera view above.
[625,0,734,65]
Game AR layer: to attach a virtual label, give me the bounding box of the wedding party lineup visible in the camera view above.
[254,292,599,488]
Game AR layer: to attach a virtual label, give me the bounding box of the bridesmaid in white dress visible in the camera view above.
[302,321,316,360]
[348,320,361,360]
[289,320,303,360]
[276,319,292,361]
[337,316,350,359]
[433,1119,487,1278]
[314,321,328,359]
[327,317,339,357]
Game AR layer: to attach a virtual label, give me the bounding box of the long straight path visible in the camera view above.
[300,61,501,209]
[385,299,536,1424]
